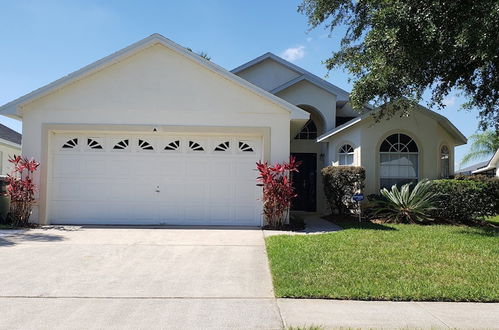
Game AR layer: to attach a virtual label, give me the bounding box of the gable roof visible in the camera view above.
[0,124,21,146]
[317,105,467,145]
[472,149,499,174]
[0,34,304,119]
[231,52,351,102]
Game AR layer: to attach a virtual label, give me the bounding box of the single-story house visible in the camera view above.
[455,160,490,176]
[0,34,466,226]
[472,149,499,177]
[0,124,22,175]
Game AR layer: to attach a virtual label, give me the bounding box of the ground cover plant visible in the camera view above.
[266,220,499,302]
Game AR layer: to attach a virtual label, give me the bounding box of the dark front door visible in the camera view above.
[291,153,317,212]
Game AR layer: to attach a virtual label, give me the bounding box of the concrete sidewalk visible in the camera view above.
[278,299,499,329]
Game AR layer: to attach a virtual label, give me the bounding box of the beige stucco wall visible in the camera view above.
[359,111,456,194]
[21,43,291,223]
[236,58,300,92]
[276,80,337,131]
[0,142,21,175]
[327,128,362,167]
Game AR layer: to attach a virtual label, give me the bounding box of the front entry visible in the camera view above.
[291,153,317,212]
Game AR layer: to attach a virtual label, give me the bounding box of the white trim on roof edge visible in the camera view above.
[472,149,499,174]
[232,52,351,102]
[0,137,21,149]
[317,106,467,145]
[0,34,305,119]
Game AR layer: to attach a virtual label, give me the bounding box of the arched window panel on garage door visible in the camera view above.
[138,139,155,151]
[214,141,230,152]
[61,138,79,150]
[188,140,205,152]
[86,137,104,151]
[238,141,254,153]
[112,138,130,151]
[164,140,181,152]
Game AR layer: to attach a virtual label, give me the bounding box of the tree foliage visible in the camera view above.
[460,130,499,166]
[298,0,499,131]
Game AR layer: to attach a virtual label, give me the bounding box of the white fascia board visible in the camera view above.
[472,149,499,173]
[0,34,302,118]
[0,137,21,149]
[317,115,366,142]
[318,105,467,145]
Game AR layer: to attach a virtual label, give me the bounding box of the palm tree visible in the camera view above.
[460,130,499,166]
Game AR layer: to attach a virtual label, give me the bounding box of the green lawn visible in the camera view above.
[0,224,13,229]
[265,221,499,302]
[487,215,499,226]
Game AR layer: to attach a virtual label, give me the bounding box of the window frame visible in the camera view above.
[440,145,450,178]
[338,144,355,166]
[379,133,419,189]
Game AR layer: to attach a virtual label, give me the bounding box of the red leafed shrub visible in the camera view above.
[256,157,301,229]
[7,155,40,227]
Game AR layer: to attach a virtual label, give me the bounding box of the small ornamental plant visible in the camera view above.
[256,157,301,229]
[6,155,40,227]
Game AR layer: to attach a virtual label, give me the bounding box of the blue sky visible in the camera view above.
[0,0,486,168]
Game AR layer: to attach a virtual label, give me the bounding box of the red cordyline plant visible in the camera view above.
[7,155,40,227]
[256,157,301,229]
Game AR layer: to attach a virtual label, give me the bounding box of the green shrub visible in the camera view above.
[373,179,436,223]
[321,166,365,215]
[454,174,499,214]
[430,179,496,223]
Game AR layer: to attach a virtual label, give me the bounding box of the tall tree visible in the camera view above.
[298,0,499,131]
[460,131,499,166]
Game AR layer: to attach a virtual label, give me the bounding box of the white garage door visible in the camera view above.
[50,133,263,226]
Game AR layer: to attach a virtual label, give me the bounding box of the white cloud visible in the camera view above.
[281,46,306,62]
[443,95,457,107]
[306,37,313,42]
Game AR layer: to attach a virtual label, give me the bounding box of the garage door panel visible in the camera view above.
[82,158,109,177]
[53,157,82,177]
[208,159,234,177]
[50,134,263,226]
[159,159,185,177]
[185,161,208,177]
[209,182,234,204]
[52,178,81,200]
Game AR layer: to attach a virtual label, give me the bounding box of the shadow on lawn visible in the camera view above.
[457,226,499,238]
[324,215,397,231]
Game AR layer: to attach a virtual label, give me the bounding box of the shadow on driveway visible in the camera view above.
[0,231,65,247]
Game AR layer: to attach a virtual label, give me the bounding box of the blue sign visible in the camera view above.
[352,193,364,202]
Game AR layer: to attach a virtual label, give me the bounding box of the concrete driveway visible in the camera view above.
[0,226,283,329]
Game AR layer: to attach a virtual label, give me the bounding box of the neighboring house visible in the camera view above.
[455,160,490,176]
[0,124,22,175]
[0,34,466,226]
[472,149,499,177]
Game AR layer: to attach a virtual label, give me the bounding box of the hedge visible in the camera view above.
[321,166,365,215]
[454,174,499,214]
[430,179,496,223]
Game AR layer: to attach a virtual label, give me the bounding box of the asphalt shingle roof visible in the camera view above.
[0,124,21,145]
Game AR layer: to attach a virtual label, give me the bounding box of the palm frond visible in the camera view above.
[376,179,435,223]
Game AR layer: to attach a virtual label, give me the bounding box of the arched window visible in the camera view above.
[295,120,317,140]
[379,133,419,189]
[338,144,354,165]
[440,145,450,178]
